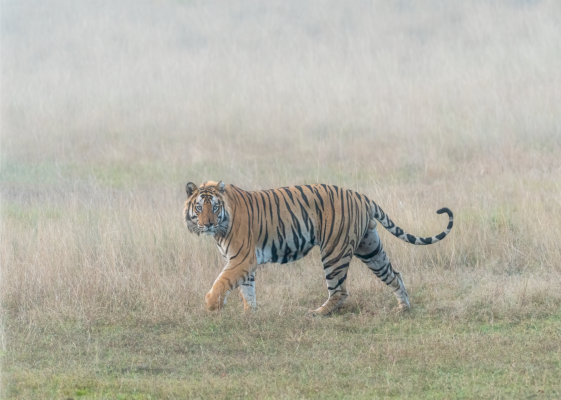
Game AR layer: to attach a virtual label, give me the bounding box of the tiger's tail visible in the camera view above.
[370,202,453,245]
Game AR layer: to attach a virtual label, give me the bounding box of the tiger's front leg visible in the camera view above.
[205,262,256,311]
[239,271,257,311]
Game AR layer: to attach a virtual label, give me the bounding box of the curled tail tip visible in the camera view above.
[437,207,454,231]
[436,207,453,217]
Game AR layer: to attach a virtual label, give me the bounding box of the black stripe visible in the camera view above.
[261,221,269,251]
[298,199,310,231]
[272,191,286,237]
[282,187,295,203]
[271,241,278,263]
[355,242,382,260]
[277,226,284,248]
[406,234,417,244]
[294,185,310,207]
[291,226,300,252]
[327,273,348,291]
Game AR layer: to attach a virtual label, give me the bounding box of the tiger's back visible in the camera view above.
[221,184,372,267]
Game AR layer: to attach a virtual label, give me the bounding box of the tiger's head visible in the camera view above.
[184,180,229,237]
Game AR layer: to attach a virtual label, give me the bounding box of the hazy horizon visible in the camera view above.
[3,1,560,186]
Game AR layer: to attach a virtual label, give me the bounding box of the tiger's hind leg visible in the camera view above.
[238,271,257,311]
[355,221,410,311]
[311,252,352,317]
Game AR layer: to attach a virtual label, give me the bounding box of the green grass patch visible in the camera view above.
[1,203,63,227]
[1,158,435,191]
[0,161,65,186]
[3,311,560,399]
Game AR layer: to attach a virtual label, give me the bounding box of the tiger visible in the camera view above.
[184,180,453,316]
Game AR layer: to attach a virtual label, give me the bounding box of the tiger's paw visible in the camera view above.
[241,296,257,312]
[205,290,225,311]
[393,303,410,313]
[243,303,257,312]
[308,293,348,317]
[307,307,331,317]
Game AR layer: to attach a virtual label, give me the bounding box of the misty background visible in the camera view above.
[2,0,560,190]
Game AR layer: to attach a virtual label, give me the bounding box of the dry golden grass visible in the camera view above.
[2,0,561,398]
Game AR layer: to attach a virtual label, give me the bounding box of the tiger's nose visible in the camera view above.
[204,222,212,228]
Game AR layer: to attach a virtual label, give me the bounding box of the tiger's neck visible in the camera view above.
[212,189,235,241]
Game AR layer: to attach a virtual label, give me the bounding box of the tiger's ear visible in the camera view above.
[186,182,198,197]
[217,181,226,193]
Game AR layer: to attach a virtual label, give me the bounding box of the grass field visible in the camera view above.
[2,1,561,398]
